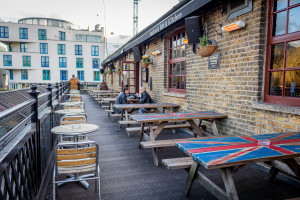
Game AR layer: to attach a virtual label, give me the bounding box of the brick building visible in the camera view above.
[101,0,300,136]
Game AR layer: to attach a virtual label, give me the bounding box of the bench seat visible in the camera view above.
[162,157,193,169]
[140,137,196,148]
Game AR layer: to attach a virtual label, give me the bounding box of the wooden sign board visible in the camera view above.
[208,53,220,69]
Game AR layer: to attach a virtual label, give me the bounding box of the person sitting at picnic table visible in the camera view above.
[136,86,153,113]
[114,87,130,114]
[69,74,79,90]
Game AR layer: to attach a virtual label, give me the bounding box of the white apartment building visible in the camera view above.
[0,17,104,89]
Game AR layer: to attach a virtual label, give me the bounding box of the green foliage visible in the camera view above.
[142,57,149,63]
[107,69,111,73]
[199,35,208,47]
[117,66,121,71]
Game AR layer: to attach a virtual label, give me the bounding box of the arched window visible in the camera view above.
[168,29,187,93]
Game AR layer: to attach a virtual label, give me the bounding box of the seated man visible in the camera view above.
[136,87,153,114]
[114,87,130,114]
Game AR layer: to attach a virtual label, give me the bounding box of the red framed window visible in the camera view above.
[265,0,300,106]
[168,29,186,93]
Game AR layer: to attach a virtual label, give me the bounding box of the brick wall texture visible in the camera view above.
[104,0,300,136]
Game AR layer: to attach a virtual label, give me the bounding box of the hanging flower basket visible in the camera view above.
[196,45,216,57]
[141,62,150,68]
[116,70,121,75]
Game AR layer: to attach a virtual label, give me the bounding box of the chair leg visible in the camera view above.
[97,166,101,200]
[53,169,56,200]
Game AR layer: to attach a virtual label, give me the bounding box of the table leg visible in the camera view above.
[125,110,129,121]
[184,161,200,196]
[221,167,239,200]
[149,121,167,166]
[212,120,220,136]
[138,122,145,148]
[187,120,204,137]
[119,109,124,127]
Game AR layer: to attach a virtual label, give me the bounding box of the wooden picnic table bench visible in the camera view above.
[130,111,227,166]
[176,132,300,200]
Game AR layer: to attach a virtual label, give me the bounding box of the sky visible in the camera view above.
[0,0,180,36]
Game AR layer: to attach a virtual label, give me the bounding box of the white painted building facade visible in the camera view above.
[0,18,104,89]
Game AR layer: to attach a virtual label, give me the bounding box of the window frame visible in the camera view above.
[9,70,13,80]
[41,56,49,67]
[59,31,66,41]
[93,71,100,81]
[40,43,48,54]
[21,69,28,80]
[38,29,47,40]
[19,28,28,39]
[3,55,12,66]
[92,58,100,68]
[59,57,67,68]
[75,45,82,55]
[77,70,84,81]
[60,70,68,81]
[23,56,31,67]
[167,29,187,93]
[57,44,66,55]
[226,0,253,20]
[42,70,51,80]
[76,58,84,68]
[91,45,99,56]
[264,1,300,106]
[20,42,27,52]
[0,26,9,38]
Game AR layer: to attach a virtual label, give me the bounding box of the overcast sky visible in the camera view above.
[1,0,180,36]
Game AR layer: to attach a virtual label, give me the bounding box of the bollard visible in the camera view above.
[28,84,40,123]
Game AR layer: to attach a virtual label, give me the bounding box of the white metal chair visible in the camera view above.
[59,115,88,142]
[53,141,101,200]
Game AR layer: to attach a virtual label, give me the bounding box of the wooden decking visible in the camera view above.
[46,94,300,200]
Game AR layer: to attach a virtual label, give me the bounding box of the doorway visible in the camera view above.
[121,61,140,93]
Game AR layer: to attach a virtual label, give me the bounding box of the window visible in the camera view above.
[9,70,13,80]
[75,45,82,55]
[23,56,31,67]
[19,28,28,39]
[59,57,67,68]
[8,43,12,52]
[0,26,8,38]
[76,58,83,68]
[227,0,253,20]
[91,45,99,56]
[21,69,28,80]
[3,55,12,66]
[20,43,27,52]
[265,1,300,106]
[167,30,187,93]
[43,70,50,80]
[92,58,100,68]
[38,29,47,40]
[60,70,68,81]
[93,71,100,81]
[59,31,66,41]
[40,43,48,54]
[77,71,84,81]
[41,56,49,67]
[57,44,66,55]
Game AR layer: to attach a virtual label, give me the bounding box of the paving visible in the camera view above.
[46,94,300,200]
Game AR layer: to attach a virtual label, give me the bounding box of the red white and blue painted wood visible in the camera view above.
[131,111,227,122]
[176,132,300,169]
[114,103,179,109]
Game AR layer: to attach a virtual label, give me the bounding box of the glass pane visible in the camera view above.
[269,71,283,96]
[169,77,172,88]
[169,39,172,48]
[288,6,300,33]
[181,46,185,57]
[177,63,180,75]
[181,32,185,44]
[173,36,176,47]
[175,77,180,89]
[286,40,300,68]
[290,0,300,5]
[274,0,287,11]
[177,33,180,46]
[172,76,176,88]
[285,70,300,97]
[273,11,287,36]
[181,77,185,89]
[177,48,181,58]
[169,50,172,59]
[173,49,176,59]
[169,64,172,75]
[172,64,176,75]
[270,43,284,69]
[181,62,185,75]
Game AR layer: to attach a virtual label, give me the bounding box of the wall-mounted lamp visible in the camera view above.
[183,38,189,44]
[221,20,245,32]
[152,50,161,56]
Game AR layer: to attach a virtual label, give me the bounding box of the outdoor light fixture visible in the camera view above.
[221,20,245,32]
[183,38,189,44]
[152,50,161,55]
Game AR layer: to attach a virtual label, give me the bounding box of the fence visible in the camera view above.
[0,82,69,200]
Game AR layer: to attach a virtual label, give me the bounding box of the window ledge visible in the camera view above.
[163,92,186,98]
[252,102,300,115]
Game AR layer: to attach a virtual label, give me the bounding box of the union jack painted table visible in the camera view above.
[176,132,300,200]
[130,111,227,166]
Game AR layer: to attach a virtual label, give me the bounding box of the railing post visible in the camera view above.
[55,83,59,100]
[28,84,40,123]
[46,83,52,107]
[60,82,63,96]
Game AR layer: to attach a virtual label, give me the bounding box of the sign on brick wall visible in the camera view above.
[208,53,220,69]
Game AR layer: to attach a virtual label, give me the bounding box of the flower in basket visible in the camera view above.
[116,66,121,75]
[197,34,216,57]
[103,71,107,77]
[141,54,150,68]
[106,69,112,74]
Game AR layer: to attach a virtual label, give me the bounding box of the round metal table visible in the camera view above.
[55,109,85,115]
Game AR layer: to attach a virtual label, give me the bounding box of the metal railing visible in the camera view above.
[0,82,69,200]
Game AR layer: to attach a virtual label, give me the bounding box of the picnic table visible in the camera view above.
[95,93,119,107]
[176,132,300,200]
[131,111,227,166]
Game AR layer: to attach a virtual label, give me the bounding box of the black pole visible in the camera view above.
[59,82,63,96]
[55,83,59,100]
[28,84,40,123]
[46,83,52,107]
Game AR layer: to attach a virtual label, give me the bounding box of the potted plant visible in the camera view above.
[196,34,216,57]
[141,54,151,68]
[107,69,112,75]
[116,66,121,75]
[103,71,107,77]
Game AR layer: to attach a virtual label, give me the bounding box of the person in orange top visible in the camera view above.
[69,74,79,90]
